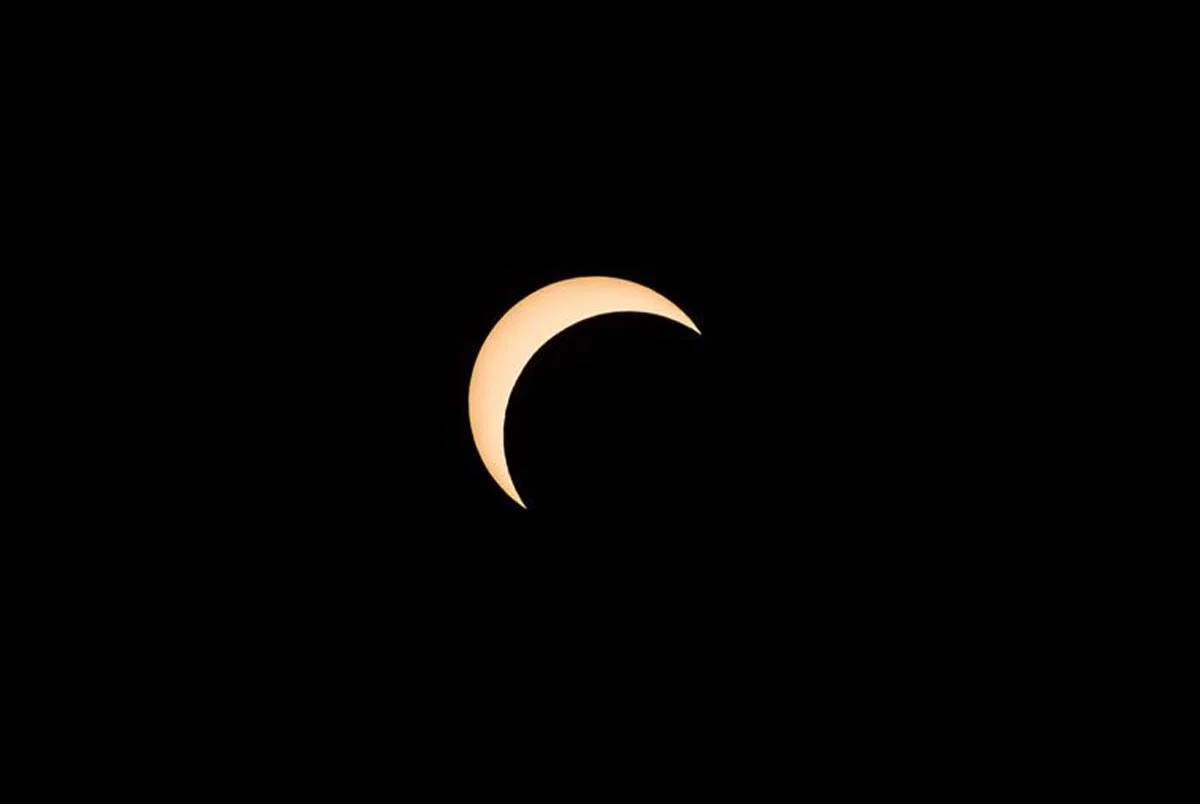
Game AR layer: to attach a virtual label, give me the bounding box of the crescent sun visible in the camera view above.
[468,276,701,508]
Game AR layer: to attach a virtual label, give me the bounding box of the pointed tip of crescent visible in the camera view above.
[506,487,528,509]
[673,309,701,335]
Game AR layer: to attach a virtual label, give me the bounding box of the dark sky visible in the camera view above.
[158,150,1012,610]
[76,28,1049,770]
[121,52,1023,596]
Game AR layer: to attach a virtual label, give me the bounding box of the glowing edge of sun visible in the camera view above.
[468,276,701,509]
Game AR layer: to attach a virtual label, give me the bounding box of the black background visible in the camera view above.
[53,19,1062,774]
[141,140,1017,704]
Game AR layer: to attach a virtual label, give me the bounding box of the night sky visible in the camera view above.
[73,25,1045,775]
[166,167,1010,648]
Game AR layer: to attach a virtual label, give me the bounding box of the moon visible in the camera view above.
[468,276,701,508]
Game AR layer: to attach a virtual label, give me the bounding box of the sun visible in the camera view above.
[468,276,700,508]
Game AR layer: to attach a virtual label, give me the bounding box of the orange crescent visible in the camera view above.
[468,276,701,508]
